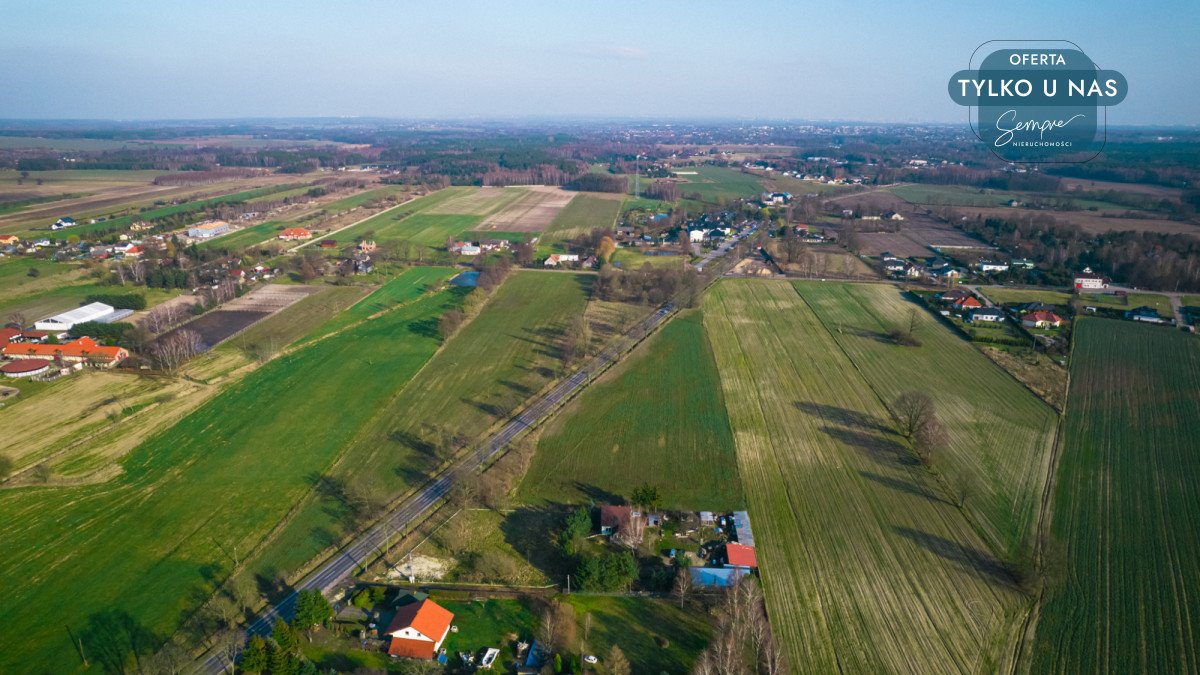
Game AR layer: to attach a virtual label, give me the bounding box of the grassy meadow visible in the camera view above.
[520,311,742,510]
[704,280,1026,673]
[674,166,765,203]
[1030,319,1200,673]
[795,282,1059,556]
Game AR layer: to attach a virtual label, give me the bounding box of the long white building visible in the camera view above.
[34,302,119,332]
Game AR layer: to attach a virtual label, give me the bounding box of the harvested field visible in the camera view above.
[704,280,1027,673]
[955,205,1200,237]
[1030,319,1200,673]
[1059,177,1184,199]
[855,231,931,257]
[164,285,317,348]
[474,186,576,232]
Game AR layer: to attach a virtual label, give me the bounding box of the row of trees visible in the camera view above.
[237,590,332,674]
[692,579,787,675]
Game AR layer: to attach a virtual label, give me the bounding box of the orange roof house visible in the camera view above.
[1021,311,1063,328]
[3,336,128,367]
[725,542,758,569]
[0,234,19,246]
[385,598,454,660]
[954,296,982,309]
[279,227,313,241]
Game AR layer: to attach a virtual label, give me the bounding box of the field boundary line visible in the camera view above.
[1010,318,1076,674]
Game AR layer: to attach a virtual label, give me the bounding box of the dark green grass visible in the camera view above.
[197,220,284,251]
[0,288,456,672]
[1031,319,1200,673]
[519,311,742,511]
[298,266,453,344]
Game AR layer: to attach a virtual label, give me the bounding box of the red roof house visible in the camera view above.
[725,542,758,569]
[385,598,454,660]
[279,227,313,241]
[599,505,631,536]
[1021,311,1063,328]
[954,296,982,309]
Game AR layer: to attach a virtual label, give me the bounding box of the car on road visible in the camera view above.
[584,655,599,664]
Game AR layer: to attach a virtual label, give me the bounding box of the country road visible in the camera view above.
[196,303,674,674]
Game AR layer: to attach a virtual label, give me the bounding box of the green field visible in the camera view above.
[243,271,592,582]
[889,184,1144,212]
[298,266,453,344]
[0,256,85,299]
[1030,319,1200,672]
[0,285,458,671]
[316,185,407,212]
[795,282,1059,555]
[540,194,624,248]
[704,280,1026,673]
[674,166,765,203]
[979,286,1073,307]
[1077,290,1173,316]
[520,311,741,510]
[325,187,468,244]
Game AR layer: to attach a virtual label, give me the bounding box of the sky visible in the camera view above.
[1,0,1197,124]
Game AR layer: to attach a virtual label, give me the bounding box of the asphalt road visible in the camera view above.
[196,303,674,674]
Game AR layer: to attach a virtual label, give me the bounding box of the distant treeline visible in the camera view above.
[566,173,627,193]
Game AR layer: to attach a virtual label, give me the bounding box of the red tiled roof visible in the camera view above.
[726,542,758,568]
[2,336,127,362]
[386,598,454,643]
[281,227,312,238]
[1022,311,1062,323]
[600,505,631,530]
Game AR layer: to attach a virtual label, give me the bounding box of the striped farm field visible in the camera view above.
[795,282,1058,556]
[704,280,1027,673]
[1030,319,1200,673]
[325,187,469,244]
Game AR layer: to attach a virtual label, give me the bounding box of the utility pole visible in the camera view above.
[634,154,641,198]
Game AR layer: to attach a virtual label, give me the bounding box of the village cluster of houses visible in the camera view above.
[448,238,511,257]
[880,252,963,281]
[935,289,1067,329]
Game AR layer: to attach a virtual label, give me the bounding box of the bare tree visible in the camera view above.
[6,311,27,330]
[913,414,949,467]
[673,566,693,608]
[893,391,934,438]
[151,329,206,371]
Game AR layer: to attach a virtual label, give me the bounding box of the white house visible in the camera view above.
[688,229,706,243]
[976,260,1010,273]
[187,221,230,239]
[51,217,77,230]
[1074,267,1106,290]
[968,307,1006,323]
[34,302,118,332]
[384,598,454,660]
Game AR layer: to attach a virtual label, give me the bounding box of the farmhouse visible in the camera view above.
[187,221,230,240]
[357,240,377,252]
[318,239,338,249]
[599,505,631,536]
[34,302,121,332]
[954,296,983,310]
[1074,267,1106,290]
[278,227,313,241]
[1021,311,1063,329]
[724,542,758,570]
[384,597,454,660]
[688,229,706,243]
[3,336,128,367]
[51,217,77,230]
[968,307,1006,323]
[0,234,18,246]
[883,211,906,221]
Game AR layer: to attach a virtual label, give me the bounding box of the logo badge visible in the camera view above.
[948,41,1127,162]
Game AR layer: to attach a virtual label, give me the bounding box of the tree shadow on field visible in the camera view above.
[499,504,573,581]
[254,566,295,604]
[819,426,917,467]
[859,471,946,504]
[795,402,898,435]
[408,316,440,339]
[572,481,625,506]
[893,527,1018,589]
[74,609,161,674]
